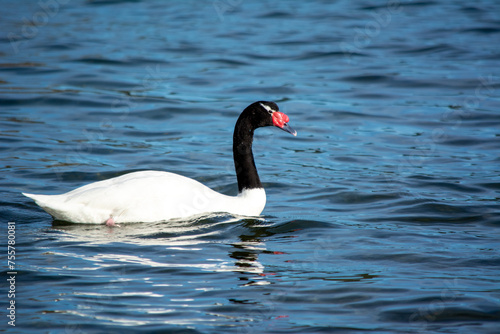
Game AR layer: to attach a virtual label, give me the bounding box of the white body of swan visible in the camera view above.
[23,171,265,224]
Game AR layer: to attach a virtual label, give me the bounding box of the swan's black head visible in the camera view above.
[244,101,297,136]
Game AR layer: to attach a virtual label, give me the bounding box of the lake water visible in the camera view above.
[1,0,500,333]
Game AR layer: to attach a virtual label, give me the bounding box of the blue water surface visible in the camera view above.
[1,0,500,333]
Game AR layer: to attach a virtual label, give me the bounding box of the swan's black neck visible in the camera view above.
[233,107,265,193]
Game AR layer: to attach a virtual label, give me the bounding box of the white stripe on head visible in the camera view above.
[260,102,275,114]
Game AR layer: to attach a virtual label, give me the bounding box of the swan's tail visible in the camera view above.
[23,192,52,206]
[22,192,64,219]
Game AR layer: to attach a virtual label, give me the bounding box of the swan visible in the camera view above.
[23,101,297,225]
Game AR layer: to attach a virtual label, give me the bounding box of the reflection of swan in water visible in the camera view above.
[50,215,277,284]
[226,230,272,286]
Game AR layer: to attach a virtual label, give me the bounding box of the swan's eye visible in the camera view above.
[259,102,275,115]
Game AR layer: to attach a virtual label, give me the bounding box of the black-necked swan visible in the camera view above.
[23,101,297,225]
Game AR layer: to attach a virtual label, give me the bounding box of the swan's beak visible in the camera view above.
[281,122,297,136]
[272,111,297,136]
